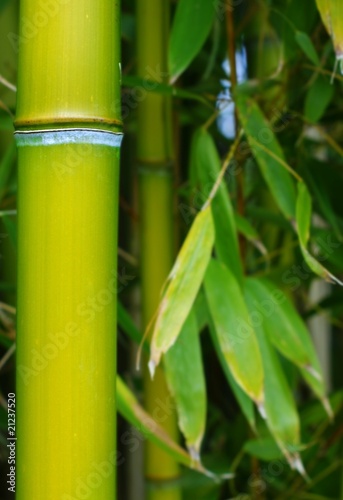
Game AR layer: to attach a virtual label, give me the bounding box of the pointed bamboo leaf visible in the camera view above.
[244,284,303,473]
[164,312,207,459]
[295,31,320,65]
[244,278,316,372]
[244,277,329,414]
[208,319,255,430]
[116,376,198,470]
[235,94,297,220]
[328,0,343,59]
[204,259,264,404]
[316,0,332,35]
[169,0,216,82]
[190,128,243,285]
[149,205,215,372]
[304,75,334,123]
[296,182,343,285]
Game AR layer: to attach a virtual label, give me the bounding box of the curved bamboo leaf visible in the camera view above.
[169,0,216,82]
[304,75,334,123]
[116,376,198,470]
[149,205,215,373]
[244,277,330,415]
[316,0,332,35]
[295,31,320,65]
[204,259,264,404]
[208,319,255,431]
[296,182,343,285]
[235,94,297,220]
[244,284,303,474]
[190,128,243,285]
[164,312,207,459]
[244,278,317,372]
[234,214,267,256]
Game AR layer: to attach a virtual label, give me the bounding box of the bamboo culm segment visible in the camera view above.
[16,137,121,499]
[15,0,122,498]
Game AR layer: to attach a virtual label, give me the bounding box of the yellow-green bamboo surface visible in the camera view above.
[137,0,181,498]
[15,1,122,499]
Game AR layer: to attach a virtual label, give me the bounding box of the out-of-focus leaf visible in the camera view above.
[121,13,135,42]
[149,205,214,372]
[295,31,320,65]
[301,390,343,427]
[0,112,13,131]
[0,0,11,13]
[208,319,255,430]
[169,0,216,82]
[164,312,206,459]
[235,214,267,256]
[235,94,297,220]
[304,75,334,123]
[244,283,303,474]
[296,182,342,285]
[0,140,15,204]
[244,438,283,461]
[204,259,264,405]
[190,128,243,285]
[117,301,149,354]
[116,376,200,470]
[0,333,13,349]
[304,165,342,239]
[2,214,16,247]
[316,0,332,35]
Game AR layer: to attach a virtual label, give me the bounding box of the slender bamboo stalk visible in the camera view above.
[137,0,181,498]
[15,2,122,498]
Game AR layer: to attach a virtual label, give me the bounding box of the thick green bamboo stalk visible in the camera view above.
[137,0,181,498]
[15,2,122,499]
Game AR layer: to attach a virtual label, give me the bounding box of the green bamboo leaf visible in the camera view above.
[304,75,334,123]
[204,259,264,405]
[116,376,198,470]
[244,283,303,474]
[235,94,297,220]
[244,278,319,375]
[117,301,147,351]
[244,277,330,416]
[0,140,16,204]
[169,0,216,82]
[0,112,13,131]
[164,312,207,459]
[234,214,267,256]
[3,214,16,247]
[304,166,342,240]
[244,438,283,461]
[149,205,215,373]
[296,182,343,285]
[208,320,255,430]
[295,31,320,65]
[316,0,332,35]
[190,128,243,285]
